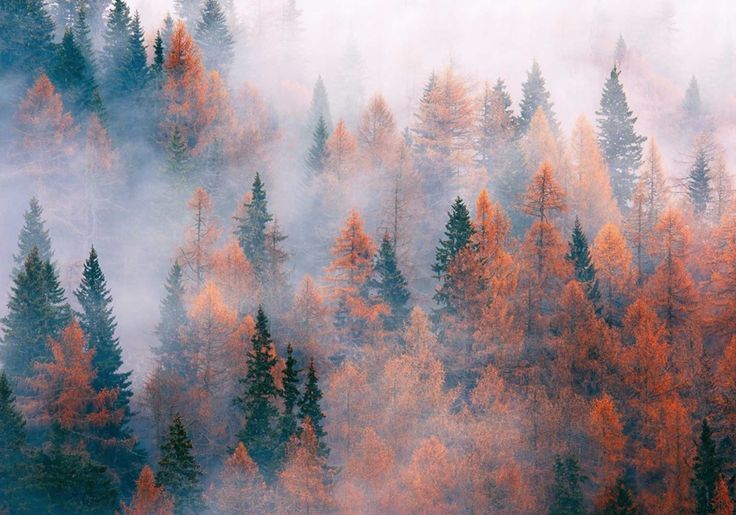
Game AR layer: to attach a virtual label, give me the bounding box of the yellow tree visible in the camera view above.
[325,118,359,179]
[592,222,633,324]
[358,93,398,171]
[588,393,626,488]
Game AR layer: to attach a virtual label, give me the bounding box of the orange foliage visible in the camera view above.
[401,436,456,514]
[358,93,398,170]
[712,475,734,515]
[209,443,269,514]
[180,188,220,289]
[588,393,625,483]
[326,118,359,179]
[123,466,173,515]
[592,222,633,323]
[210,239,257,312]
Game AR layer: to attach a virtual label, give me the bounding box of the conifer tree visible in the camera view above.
[306,115,330,175]
[518,60,559,134]
[1,248,70,386]
[156,414,204,514]
[566,217,601,308]
[101,0,132,91]
[73,5,96,73]
[549,455,585,515]
[298,357,328,458]
[235,307,281,477]
[174,0,203,26]
[0,372,28,512]
[687,142,712,215]
[369,233,411,331]
[51,29,98,115]
[167,126,193,179]
[596,66,646,209]
[155,261,191,375]
[195,0,234,75]
[153,31,165,77]
[236,173,272,281]
[614,34,627,66]
[13,197,53,272]
[0,0,55,76]
[692,418,721,515]
[120,11,149,94]
[683,75,703,120]
[307,76,333,134]
[278,343,300,451]
[600,476,637,514]
[433,197,475,279]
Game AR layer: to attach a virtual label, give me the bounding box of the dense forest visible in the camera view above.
[1,0,736,513]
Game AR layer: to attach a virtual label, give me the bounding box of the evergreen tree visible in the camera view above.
[156,414,204,514]
[1,248,70,386]
[195,0,234,75]
[687,143,712,215]
[278,343,300,451]
[601,476,637,514]
[305,115,330,175]
[307,75,333,134]
[597,66,646,209]
[683,75,703,120]
[174,0,203,26]
[235,307,281,477]
[0,372,29,512]
[72,5,96,73]
[162,12,175,51]
[13,197,53,272]
[298,357,328,458]
[153,30,165,77]
[120,11,149,94]
[101,0,132,91]
[432,197,475,279]
[369,233,411,331]
[50,28,99,115]
[614,34,627,66]
[155,261,191,375]
[566,217,601,308]
[236,173,273,281]
[549,454,586,515]
[693,418,721,515]
[167,126,193,179]
[0,0,55,76]
[518,60,559,134]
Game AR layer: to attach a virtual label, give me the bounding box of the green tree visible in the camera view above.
[518,60,558,134]
[596,66,646,210]
[13,197,53,272]
[307,75,333,134]
[156,414,204,514]
[174,0,202,26]
[51,28,99,116]
[167,126,194,180]
[120,10,149,94]
[152,30,165,77]
[433,197,475,310]
[195,0,234,74]
[369,233,411,330]
[236,173,272,281]
[600,476,638,515]
[235,307,281,477]
[0,372,29,513]
[101,0,132,92]
[305,115,330,176]
[278,343,300,452]
[549,454,585,515]
[155,261,191,375]
[298,357,328,458]
[1,248,70,386]
[566,217,601,308]
[72,5,96,73]
[687,143,712,215]
[693,418,721,515]
[0,0,55,76]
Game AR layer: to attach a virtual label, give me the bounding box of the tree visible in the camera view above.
[166,126,193,180]
[710,154,732,222]
[0,372,28,513]
[683,75,703,121]
[236,173,273,282]
[235,307,281,477]
[179,188,220,289]
[1,248,70,386]
[155,261,191,375]
[433,197,475,280]
[639,138,670,229]
[120,11,150,94]
[588,394,625,484]
[13,197,53,272]
[692,419,721,515]
[209,443,269,513]
[307,75,333,134]
[101,0,132,91]
[306,115,330,175]
[368,233,411,331]
[712,475,734,515]
[50,29,98,116]
[325,118,358,178]
[599,476,638,515]
[195,0,234,75]
[278,344,300,451]
[0,0,55,76]
[73,5,96,73]
[358,93,398,170]
[298,357,328,458]
[518,60,559,134]
[597,66,646,209]
[592,222,632,325]
[549,455,585,515]
[157,414,204,514]
[687,139,712,215]
[566,217,601,308]
[123,466,174,515]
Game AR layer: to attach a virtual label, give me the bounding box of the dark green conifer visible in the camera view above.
[120,11,149,94]
[278,343,300,451]
[600,476,638,515]
[101,0,132,91]
[692,418,720,515]
[13,197,53,272]
[236,173,273,281]
[369,233,411,331]
[432,197,475,278]
[167,126,193,180]
[156,414,204,514]
[687,143,712,215]
[566,217,601,309]
[298,357,328,458]
[0,0,55,76]
[305,115,330,176]
[518,60,559,134]
[0,372,29,512]
[155,261,191,375]
[153,30,165,76]
[195,0,234,74]
[51,28,99,115]
[549,454,586,515]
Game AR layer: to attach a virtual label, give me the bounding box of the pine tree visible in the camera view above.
[120,11,149,94]
[236,173,273,281]
[0,0,55,76]
[195,0,234,75]
[549,454,585,515]
[600,476,637,514]
[167,126,193,179]
[235,307,281,477]
[369,233,411,331]
[162,12,175,50]
[298,357,328,458]
[155,261,191,375]
[518,60,559,134]
[174,0,203,26]
[0,372,29,513]
[1,248,70,386]
[687,143,712,215]
[51,28,99,115]
[73,5,96,73]
[306,115,330,175]
[13,197,53,272]
[597,66,646,210]
[683,75,703,120]
[156,414,204,514]
[693,418,721,515]
[101,0,132,92]
[614,34,627,66]
[433,197,475,279]
[307,76,333,134]
[566,217,601,308]
[152,31,165,77]
[278,343,300,452]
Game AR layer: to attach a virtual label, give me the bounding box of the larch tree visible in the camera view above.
[523,109,568,191]
[639,138,670,228]
[596,65,646,210]
[358,92,398,171]
[712,475,734,515]
[156,413,204,514]
[518,59,559,134]
[209,442,269,513]
[179,187,220,289]
[288,275,331,364]
[592,222,632,325]
[588,394,625,486]
[325,118,359,179]
[123,466,174,515]
[194,0,234,75]
[210,239,256,314]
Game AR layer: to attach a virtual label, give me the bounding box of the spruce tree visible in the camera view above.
[120,11,149,94]
[518,60,559,134]
[236,173,273,281]
[155,261,191,375]
[101,0,132,92]
[693,418,721,515]
[687,144,712,215]
[278,343,300,451]
[152,30,165,77]
[162,12,175,51]
[307,75,333,134]
[174,0,203,26]
[596,66,646,209]
[0,372,28,512]
[298,357,328,458]
[549,454,586,515]
[13,197,53,272]
[601,476,637,514]
[51,29,98,115]
[195,0,234,75]
[0,0,55,76]
[614,34,627,66]
[305,115,330,176]
[73,5,96,73]
[235,307,281,477]
[566,217,601,308]
[167,126,193,180]
[369,233,411,331]
[156,414,204,514]
[683,75,703,120]
[432,197,475,278]
[1,248,70,386]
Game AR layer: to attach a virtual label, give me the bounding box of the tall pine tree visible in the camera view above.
[155,261,191,375]
[0,0,55,76]
[50,28,99,116]
[194,0,234,75]
[298,357,328,458]
[566,217,601,308]
[369,233,411,331]
[101,0,132,92]
[518,60,558,134]
[278,343,300,452]
[13,197,53,272]
[236,173,273,281]
[433,197,475,311]
[120,11,149,94]
[692,418,721,515]
[156,414,204,514]
[305,115,330,176]
[687,143,712,215]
